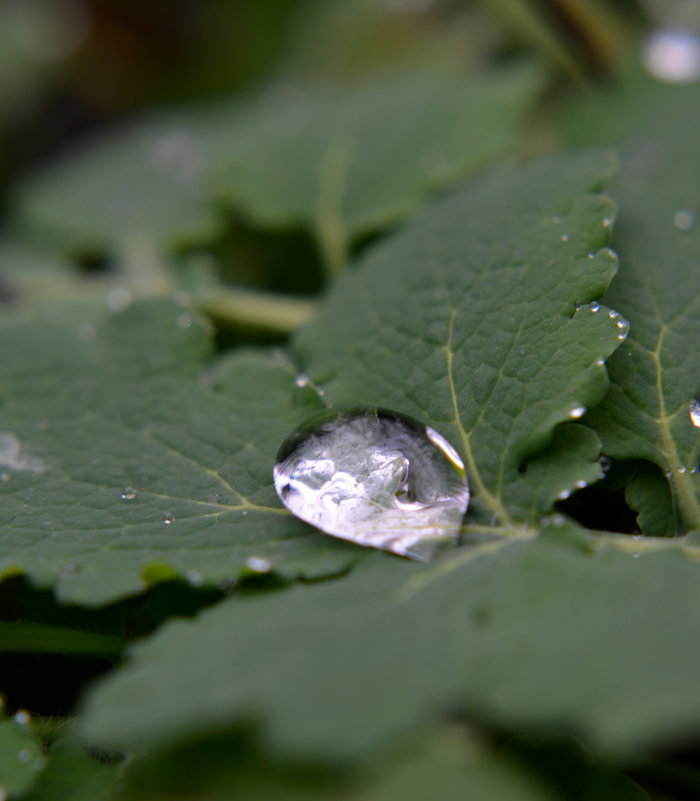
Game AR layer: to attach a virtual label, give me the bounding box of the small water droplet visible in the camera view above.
[246,556,272,573]
[677,465,688,474]
[176,313,192,329]
[295,375,310,388]
[643,29,700,83]
[595,357,605,366]
[561,233,570,242]
[59,563,79,581]
[120,487,137,500]
[587,252,596,259]
[673,209,696,230]
[17,749,33,764]
[557,489,571,500]
[689,399,700,428]
[590,302,600,312]
[608,310,619,320]
[242,510,249,517]
[616,319,627,329]
[163,514,175,525]
[105,286,132,313]
[575,480,587,489]
[691,466,698,474]
[14,710,31,725]
[603,216,614,228]
[568,406,586,419]
[273,408,469,561]
[185,569,203,586]
[664,469,673,479]
[599,456,612,473]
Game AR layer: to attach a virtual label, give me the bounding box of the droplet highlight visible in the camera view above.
[673,209,696,230]
[120,487,137,500]
[642,29,700,84]
[690,399,700,428]
[163,514,175,525]
[273,408,469,561]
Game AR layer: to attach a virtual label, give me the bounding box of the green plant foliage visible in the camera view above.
[3,3,700,798]
[0,717,45,799]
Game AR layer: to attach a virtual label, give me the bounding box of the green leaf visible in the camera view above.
[214,63,543,273]
[576,75,700,533]
[0,302,358,605]
[294,151,624,528]
[625,462,674,537]
[78,535,700,760]
[19,739,120,801]
[0,717,46,799]
[114,726,559,801]
[0,153,622,605]
[11,64,542,275]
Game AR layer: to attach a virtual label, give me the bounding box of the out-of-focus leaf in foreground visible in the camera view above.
[79,535,700,761]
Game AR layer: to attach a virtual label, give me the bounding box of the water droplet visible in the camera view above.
[616,319,627,329]
[664,469,673,479]
[599,456,612,473]
[557,489,571,500]
[59,563,78,581]
[105,286,132,313]
[14,710,31,725]
[594,357,605,366]
[673,209,696,230]
[561,233,570,242]
[689,399,700,428]
[242,510,249,517]
[18,749,33,764]
[608,310,619,320]
[273,408,469,561]
[185,569,203,586]
[568,406,586,419]
[246,556,272,573]
[642,29,700,83]
[587,252,596,259]
[120,487,137,500]
[163,514,175,525]
[176,313,192,329]
[590,302,600,312]
[295,374,310,388]
[603,216,614,228]
[677,465,688,474]
[575,480,587,489]
[691,466,698,474]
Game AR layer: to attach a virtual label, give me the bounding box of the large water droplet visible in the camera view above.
[120,487,137,500]
[273,408,469,561]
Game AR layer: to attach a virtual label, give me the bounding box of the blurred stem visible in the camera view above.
[315,137,353,277]
[201,285,317,334]
[0,623,123,658]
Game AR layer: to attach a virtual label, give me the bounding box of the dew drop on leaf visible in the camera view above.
[273,407,469,561]
[673,209,696,230]
[163,513,174,525]
[568,405,586,419]
[120,487,137,500]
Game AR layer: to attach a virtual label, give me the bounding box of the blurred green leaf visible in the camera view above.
[78,536,700,760]
[0,717,45,799]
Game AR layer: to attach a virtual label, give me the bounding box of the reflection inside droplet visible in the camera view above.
[690,399,700,428]
[273,408,469,561]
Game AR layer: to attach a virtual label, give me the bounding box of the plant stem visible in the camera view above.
[201,286,317,334]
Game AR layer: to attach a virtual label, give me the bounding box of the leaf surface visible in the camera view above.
[574,74,700,533]
[294,151,624,527]
[0,302,357,605]
[78,534,700,760]
[0,718,45,798]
